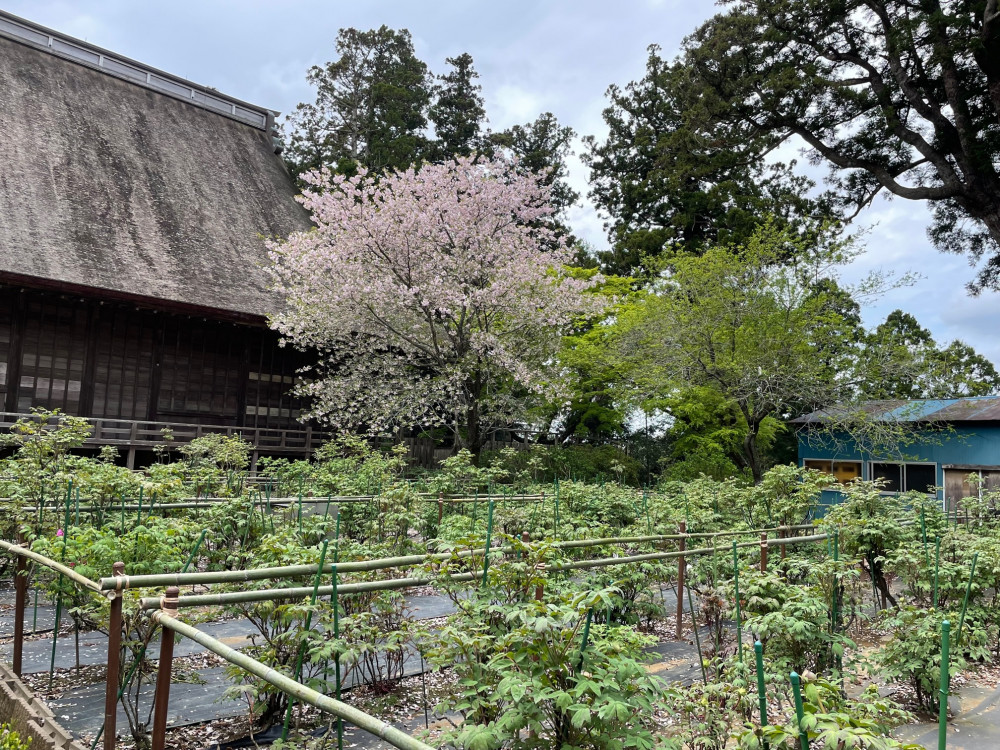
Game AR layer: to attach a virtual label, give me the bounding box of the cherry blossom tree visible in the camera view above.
[268,156,602,455]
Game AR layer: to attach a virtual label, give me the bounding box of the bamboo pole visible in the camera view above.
[0,539,102,592]
[140,534,833,610]
[151,612,436,750]
[106,529,816,591]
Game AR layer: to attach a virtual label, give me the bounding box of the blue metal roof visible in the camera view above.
[794,396,1000,424]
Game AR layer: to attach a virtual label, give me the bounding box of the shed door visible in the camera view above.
[943,469,1000,514]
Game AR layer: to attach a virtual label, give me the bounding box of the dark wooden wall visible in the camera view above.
[0,286,307,428]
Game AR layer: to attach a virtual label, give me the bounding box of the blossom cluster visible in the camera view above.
[268,156,603,437]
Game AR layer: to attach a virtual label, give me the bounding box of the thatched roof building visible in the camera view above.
[0,11,320,466]
[0,10,310,320]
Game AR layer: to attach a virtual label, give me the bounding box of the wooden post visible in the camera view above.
[780,526,787,560]
[437,492,444,526]
[12,533,27,677]
[760,532,768,573]
[104,561,126,750]
[676,521,686,639]
[151,587,179,750]
[523,532,545,602]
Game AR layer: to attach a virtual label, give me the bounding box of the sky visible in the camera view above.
[7,0,1000,364]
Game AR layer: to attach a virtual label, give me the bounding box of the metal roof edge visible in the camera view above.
[0,9,277,131]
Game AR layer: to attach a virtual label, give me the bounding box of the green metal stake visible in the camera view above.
[939,620,951,750]
[554,487,561,539]
[790,672,809,750]
[956,553,979,646]
[182,529,209,574]
[49,481,73,689]
[733,540,744,665]
[333,514,341,563]
[686,572,707,685]
[933,536,942,609]
[136,486,143,526]
[333,565,343,750]
[297,478,304,536]
[754,641,768,748]
[833,529,842,680]
[921,507,929,565]
[481,499,496,586]
[282,539,329,740]
[576,609,593,673]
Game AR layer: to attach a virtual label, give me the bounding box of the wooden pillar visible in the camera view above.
[151,587,179,750]
[676,521,686,639]
[4,290,26,413]
[12,532,28,677]
[760,532,768,573]
[104,561,126,750]
[78,302,100,417]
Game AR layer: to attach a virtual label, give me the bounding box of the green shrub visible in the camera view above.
[875,606,988,712]
[0,723,32,750]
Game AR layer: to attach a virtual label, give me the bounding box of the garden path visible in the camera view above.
[0,586,693,745]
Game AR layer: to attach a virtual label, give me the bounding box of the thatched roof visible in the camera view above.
[0,14,311,320]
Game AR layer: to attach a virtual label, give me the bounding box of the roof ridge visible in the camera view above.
[0,9,275,131]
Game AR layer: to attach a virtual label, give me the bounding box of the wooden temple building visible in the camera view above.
[0,10,321,467]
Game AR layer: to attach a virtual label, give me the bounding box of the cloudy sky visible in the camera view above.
[8,0,1000,363]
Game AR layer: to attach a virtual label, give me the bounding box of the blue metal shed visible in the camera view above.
[793,397,1000,511]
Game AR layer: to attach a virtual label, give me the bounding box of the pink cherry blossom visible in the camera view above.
[268,156,605,451]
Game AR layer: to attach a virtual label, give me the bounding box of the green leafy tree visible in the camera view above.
[676,0,1000,291]
[284,26,432,180]
[615,222,886,482]
[583,45,831,276]
[429,52,487,159]
[860,309,1000,398]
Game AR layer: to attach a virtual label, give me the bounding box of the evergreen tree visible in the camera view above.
[584,46,830,276]
[284,26,432,180]
[675,0,1000,291]
[429,53,487,159]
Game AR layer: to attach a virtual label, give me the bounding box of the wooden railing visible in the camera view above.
[0,411,330,457]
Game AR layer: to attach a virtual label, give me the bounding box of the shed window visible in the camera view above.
[804,459,861,482]
[870,462,937,493]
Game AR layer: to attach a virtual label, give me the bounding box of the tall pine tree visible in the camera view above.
[284,26,432,180]
[429,53,487,159]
